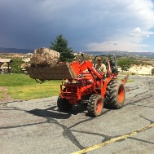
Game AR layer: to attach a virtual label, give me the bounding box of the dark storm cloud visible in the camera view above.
[0,0,154,52]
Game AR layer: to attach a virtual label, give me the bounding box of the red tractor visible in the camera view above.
[57,54,128,116]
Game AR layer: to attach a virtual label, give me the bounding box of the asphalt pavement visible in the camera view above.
[0,75,154,154]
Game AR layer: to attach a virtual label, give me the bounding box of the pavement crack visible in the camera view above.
[71,129,111,141]
[72,123,154,154]
[126,94,153,107]
[134,90,150,97]
[140,115,154,123]
[0,121,47,130]
[27,108,85,150]
[130,137,154,145]
[135,104,154,108]
[126,86,139,92]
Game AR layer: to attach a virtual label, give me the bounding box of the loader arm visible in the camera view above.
[69,60,103,79]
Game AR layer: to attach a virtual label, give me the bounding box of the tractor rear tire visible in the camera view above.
[105,79,125,109]
[57,96,73,112]
[87,94,103,117]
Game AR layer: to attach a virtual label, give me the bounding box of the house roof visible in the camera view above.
[0,59,12,63]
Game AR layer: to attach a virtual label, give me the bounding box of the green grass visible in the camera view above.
[0,74,133,100]
[0,74,62,100]
[0,91,4,99]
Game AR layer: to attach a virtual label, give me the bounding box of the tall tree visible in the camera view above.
[117,57,132,71]
[50,34,75,62]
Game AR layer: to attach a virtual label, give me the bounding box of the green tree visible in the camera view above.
[50,34,75,62]
[10,58,23,73]
[117,57,132,71]
[151,68,154,75]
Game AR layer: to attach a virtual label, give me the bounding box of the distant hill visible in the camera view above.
[82,51,154,58]
[0,47,33,53]
[0,47,154,59]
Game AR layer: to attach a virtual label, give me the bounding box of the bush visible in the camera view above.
[131,72,136,75]
[117,57,132,71]
[10,58,23,73]
[151,68,154,75]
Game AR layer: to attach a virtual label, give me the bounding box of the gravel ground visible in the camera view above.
[0,75,154,154]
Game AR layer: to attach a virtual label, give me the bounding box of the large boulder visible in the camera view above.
[30,47,60,66]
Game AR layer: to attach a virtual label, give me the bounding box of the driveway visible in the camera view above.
[0,75,154,154]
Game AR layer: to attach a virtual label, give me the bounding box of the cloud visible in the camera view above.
[86,0,154,52]
[134,27,142,33]
[0,0,154,52]
[88,40,149,52]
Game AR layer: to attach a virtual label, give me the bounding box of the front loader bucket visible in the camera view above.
[26,62,78,80]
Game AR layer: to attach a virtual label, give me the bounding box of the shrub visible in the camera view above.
[10,58,23,73]
[151,68,154,75]
[117,57,132,71]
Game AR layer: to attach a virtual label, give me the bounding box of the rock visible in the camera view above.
[30,47,60,66]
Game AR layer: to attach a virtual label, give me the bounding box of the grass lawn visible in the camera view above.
[0,91,4,99]
[0,74,133,101]
[0,74,62,100]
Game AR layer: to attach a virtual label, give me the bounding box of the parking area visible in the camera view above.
[0,76,154,154]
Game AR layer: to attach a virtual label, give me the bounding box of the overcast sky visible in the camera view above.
[0,0,154,52]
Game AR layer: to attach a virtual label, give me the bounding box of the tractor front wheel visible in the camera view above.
[87,94,103,117]
[57,96,73,112]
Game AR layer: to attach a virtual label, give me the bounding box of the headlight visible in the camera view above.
[64,79,70,84]
[72,80,80,84]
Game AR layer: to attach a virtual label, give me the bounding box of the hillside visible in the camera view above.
[83,51,154,58]
[0,47,154,59]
